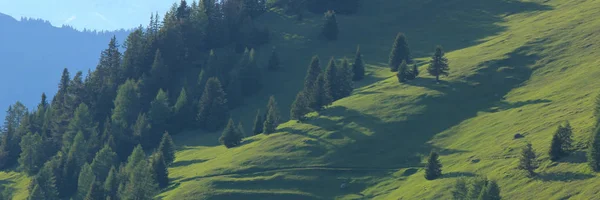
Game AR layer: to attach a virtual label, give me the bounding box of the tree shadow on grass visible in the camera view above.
[558,151,588,164]
[442,171,477,179]
[171,159,209,168]
[536,172,594,182]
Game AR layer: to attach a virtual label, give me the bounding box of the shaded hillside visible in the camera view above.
[0,13,129,118]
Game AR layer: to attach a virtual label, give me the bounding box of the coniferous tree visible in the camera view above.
[237,122,245,138]
[83,180,103,200]
[90,145,117,182]
[125,145,146,173]
[18,132,45,175]
[77,163,95,200]
[321,10,338,40]
[518,143,538,177]
[28,183,45,200]
[239,48,262,96]
[173,88,194,132]
[339,58,354,98]
[267,47,280,71]
[304,56,322,95]
[103,167,118,200]
[33,161,59,200]
[147,49,169,105]
[427,46,450,83]
[478,180,501,200]
[150,151,169,188]
[226,70,244,108]
[424,151,442,180]
[132,113,152,149]
[452,177,468,200]
[158,132,176,166]
[197,78,229,131]
[290,91,311,121]
[397,60,409,83]
[352,45,365,81]
[590,94,600,171]
[310,74,331,111]
[323,57,340,101]
[51,68,72,146]
[549,125,566,161]
[389,33,411,72]
[467,177,489,200]
[149,89,171,148]
[407,63,419,80]
[219,119,242,148]
[67,131,88,172]
[263,96,281,134]
[63,103,96,153]
[111,79,140,160]
[122,159,157,200]
[252,110,264,135]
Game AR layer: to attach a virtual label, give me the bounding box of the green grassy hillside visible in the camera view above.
[3,0,600,199]
[160,0,600,199]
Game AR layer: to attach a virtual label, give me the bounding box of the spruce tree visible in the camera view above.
[467,177,489,200]
[173,88,194,132]
[237,122,246,138]
[588,125,600,171]
[339,59,354,98]
[427,46,450,83]
[111,79,140,160]
[158,132,176,166]
[122,159,158,200]
[219,119,242,148]
[352,45,365,81]
[103,167,118,200]
[252,110,264,135]
[34,162,59,200]
[549,124,566,161]
[290,91,311,121]
[149,89,171,148]
[263,96,281,134]
[323,57,340,101]
[309,74,332,111]
[197,78,229,132]
[518,143,538,177]
[321,10,338,40]
[267,47,280,71]
[77,163,95,199]
[424,151,442,180]
[150,151,169,188]
[478,180,501,200]
[389,33,411,72]
[28,183,45,200]
[397,60,409,83]
[132,113,151,149]
[63,103,96,152]
[125,145,146,174]
[452,177,468,200]
[18,132,45,175]
[408,64,419,80]
[90,145,117,182]
[83,180,103,200]
[304,56,322,94]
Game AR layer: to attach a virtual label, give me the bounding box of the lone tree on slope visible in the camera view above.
[427,46,450,83]
[389,33,411,72]
[424,151,442,180]
[549,122,573,161]
[518,143,538,177]
[352,45,365,81]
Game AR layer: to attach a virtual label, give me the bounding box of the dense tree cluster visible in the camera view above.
[274,0,360,15]
[452,177,501,200]
[0,0,273,199]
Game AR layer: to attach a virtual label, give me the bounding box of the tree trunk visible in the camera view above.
[436,75,440,84]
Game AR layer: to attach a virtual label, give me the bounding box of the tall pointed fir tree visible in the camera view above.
[389,33,411,72]
[148,49,169,105]
[132,113,151,150]
[427,46,450,83]
[122,159,158,200]
[83,180,103,200]
[77,163,95,200]
[397,60,409,83]
[290,91,311,121]
[197,78,229,132]
[310,74,332,111]
[478,180,501,200]
[321,10,338,40]
[33,161,59,200]
[219,119,243,148]
[103,167,118,200]
[424,151,442,180]
[339,58,354,98]
[267,47,280,71]
[111,79,140,160]
[18,132,45,175]
[173,88,194,132]
[323,57,340,102]
[90,145,117,182]
[409,63,419,80]
[51,68,72,146]
[63,103,96,153]
[549,122,573,161]
[150,151,169,188]
[263,96,281,134]
[252,110,264,135]
[304,56,323,107]
[158,132,176,166]
[518,143,538,177]
[149,89,171,149]
[352,45,365,81]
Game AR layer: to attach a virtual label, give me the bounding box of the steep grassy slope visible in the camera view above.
[3,0,600,199]
[160,0,600,199]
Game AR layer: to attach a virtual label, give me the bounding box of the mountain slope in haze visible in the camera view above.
[0,13,129,119]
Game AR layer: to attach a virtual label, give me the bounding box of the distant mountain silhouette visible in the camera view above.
[0,13,130,120]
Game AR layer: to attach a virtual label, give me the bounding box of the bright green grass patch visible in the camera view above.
[0,171,30,200]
